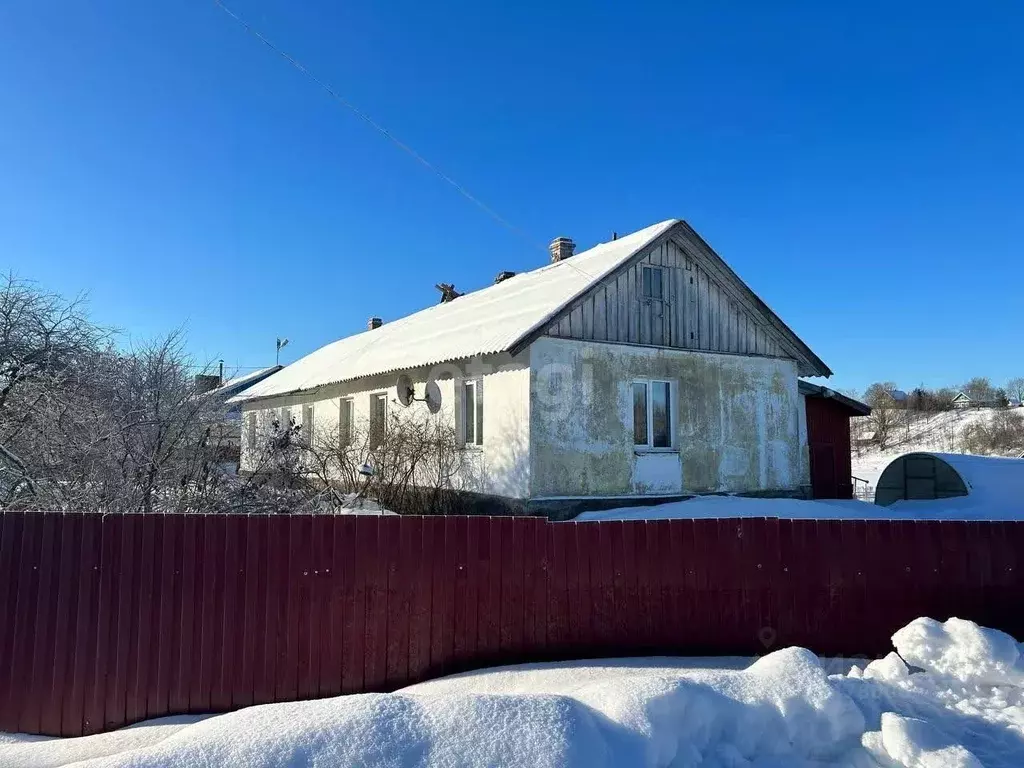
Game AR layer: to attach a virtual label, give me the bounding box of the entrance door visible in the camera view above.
[809,444,838,498]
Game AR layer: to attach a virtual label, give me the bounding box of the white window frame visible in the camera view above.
[632,379,675,452]
[462,379,483,448]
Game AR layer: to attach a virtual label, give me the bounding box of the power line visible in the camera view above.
[210,0,549,254]
[209,1,604,284]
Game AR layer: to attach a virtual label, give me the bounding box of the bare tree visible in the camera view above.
[1008,377,1024,405]
[0,276,107,504]
[962,376,995,402]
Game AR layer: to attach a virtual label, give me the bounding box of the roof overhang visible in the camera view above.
[799,380,871,416]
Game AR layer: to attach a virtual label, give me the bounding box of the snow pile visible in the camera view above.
[893,617,1024,687]
[5,618,1024,767]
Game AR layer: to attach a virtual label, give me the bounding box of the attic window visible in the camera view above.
[642,266,664,302]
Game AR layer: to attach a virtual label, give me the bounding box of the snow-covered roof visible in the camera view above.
[232,219,828,403]
[208,365,283,400]
[232,222,677,402]
[928,453,1024,508]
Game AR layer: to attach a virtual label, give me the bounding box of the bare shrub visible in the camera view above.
[961,410,1024,456]
[243,405,469,515]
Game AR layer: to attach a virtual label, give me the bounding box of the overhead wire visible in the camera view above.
[209,0,601,283]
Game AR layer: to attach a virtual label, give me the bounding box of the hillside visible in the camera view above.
[851,407,1024,495]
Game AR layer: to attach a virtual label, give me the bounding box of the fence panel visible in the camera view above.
[2,510,1024,737]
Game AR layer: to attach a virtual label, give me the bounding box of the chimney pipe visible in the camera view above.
[494,270,516,284]
[548,236,576,262]
[368,317,383,330]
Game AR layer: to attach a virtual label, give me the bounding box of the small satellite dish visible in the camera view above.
[424,380,442,414]
[358,462,374,477]
[396,373,414,407]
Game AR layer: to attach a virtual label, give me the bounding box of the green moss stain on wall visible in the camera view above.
[529,338,805,497]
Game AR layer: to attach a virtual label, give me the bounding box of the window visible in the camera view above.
[632,380,672,449]
[302,403,314,446]
[462,380,483,446]
[642,266,664,301]
[369,393,387,449]
[339,398,354,447]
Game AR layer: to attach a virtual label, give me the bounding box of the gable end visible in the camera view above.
[536,221,831,377]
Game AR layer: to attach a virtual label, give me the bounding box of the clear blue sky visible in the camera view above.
[1,1,1020,394]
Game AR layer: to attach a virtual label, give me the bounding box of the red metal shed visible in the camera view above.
[800,382,871,499]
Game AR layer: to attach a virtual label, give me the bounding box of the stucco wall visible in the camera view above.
[239,352,531,498]
[529,336,810,498]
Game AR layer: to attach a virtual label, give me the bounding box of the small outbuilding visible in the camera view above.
[874,452,1024,508]
[799,381,871,499]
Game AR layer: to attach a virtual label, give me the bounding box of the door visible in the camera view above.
[809,444,838,499]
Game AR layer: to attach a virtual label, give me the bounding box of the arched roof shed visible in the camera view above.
[875,452,1024,509]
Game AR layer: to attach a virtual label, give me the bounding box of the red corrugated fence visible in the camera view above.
[1,511,1022,737]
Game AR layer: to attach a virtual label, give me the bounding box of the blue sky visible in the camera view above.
[1,1,1020,394]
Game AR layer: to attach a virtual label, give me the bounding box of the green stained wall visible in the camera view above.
[528,337,809,498]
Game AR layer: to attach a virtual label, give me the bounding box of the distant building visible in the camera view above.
[203,366,284,468]
[952,391,973,409]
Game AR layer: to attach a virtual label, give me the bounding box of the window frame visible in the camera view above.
[369,392,387,450]
[245,411,257,451]
[301,403,315,447]
[339,398,354,447]
[461,379,484,448]
[632,378,675,452]
[641,265,665,302]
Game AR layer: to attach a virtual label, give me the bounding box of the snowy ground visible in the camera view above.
[4,617,1024,767]
[574,494,1024,521]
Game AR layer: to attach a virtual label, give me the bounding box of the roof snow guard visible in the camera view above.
[875,452,1024,510]
[231,220,831,403]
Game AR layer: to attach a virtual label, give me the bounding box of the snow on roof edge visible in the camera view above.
[229,220,679,403]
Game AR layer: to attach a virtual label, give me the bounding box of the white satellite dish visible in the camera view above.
[396,374,414,407]
[424,380,442,414]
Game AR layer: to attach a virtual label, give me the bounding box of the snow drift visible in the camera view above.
[4,618,1024,767]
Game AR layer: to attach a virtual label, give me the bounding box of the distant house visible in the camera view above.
[203,366,284,468]
[951,391,1006,409]
[952,391,973,409]
[231,219,835,512]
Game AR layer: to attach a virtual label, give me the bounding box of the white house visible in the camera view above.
[231,219,832,511]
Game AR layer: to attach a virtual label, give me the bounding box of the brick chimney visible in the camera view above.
[549,236,575,262]
[367,317,383,330]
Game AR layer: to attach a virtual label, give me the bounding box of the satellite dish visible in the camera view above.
[396,374,414,407]
[424,380,442,414]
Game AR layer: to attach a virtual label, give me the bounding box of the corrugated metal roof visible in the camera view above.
[231,220,678,402]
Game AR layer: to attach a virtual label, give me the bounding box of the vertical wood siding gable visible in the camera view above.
[545,237,790,361]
